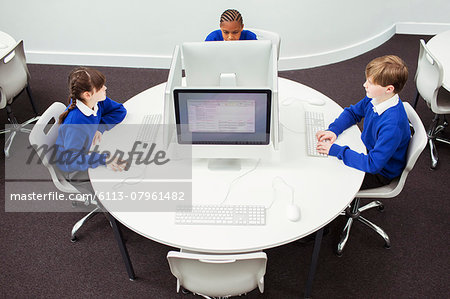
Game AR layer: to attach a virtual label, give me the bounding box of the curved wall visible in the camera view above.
[1,0,449,70]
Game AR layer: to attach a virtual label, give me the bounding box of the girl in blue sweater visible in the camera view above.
[55,67,127,187]
[205,9,257,41]
[316,55,411,189]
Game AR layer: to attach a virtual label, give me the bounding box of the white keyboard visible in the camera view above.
[135,114,162,149]
[305,111,327,157]
[175,205,266,225]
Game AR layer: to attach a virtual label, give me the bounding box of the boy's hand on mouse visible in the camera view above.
[92,131,103,146]
[317,140,332,155]
[316,130,336,143]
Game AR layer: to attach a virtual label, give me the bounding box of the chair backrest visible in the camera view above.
[414,39,445,113]
[167,251,267,297]
[247,28,281,60]
[28,102,80,193]
[0,40,29,109]
[357,102,427,198]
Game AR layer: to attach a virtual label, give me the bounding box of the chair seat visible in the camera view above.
[356,178,400,198]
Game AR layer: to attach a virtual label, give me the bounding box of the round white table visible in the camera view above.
[427,30,450,90]
[90,77,365,253]
[89,77,365,297]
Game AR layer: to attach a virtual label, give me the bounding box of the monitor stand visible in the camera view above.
[219,73,237,87]
[207,158,241,171]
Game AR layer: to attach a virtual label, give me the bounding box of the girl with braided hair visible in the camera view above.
[205,9,257,41]
[55,67,127,182]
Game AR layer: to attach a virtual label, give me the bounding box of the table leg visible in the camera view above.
[304,227,324,299]
[106,213,136,281]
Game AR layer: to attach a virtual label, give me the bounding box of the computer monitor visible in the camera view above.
[182,40,272,87]
[164,41,280,152]
[173,88,272,170]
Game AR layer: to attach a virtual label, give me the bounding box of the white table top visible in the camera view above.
[0,31,16,58]
[89,77,365,253]
[427,30,450,90]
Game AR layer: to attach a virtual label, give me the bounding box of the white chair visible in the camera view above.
[413,39,450,169]
[167,250,267,298]
[336,102,427,256]
[247,28,281,60]
[29,102,101,242]
[0,40,39,158]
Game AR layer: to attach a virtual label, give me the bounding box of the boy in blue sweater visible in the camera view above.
[205,9,257,41]
[55,67,127,191]
[316,55,411,189]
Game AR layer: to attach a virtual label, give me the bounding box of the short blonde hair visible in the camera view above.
[365,55,408,94]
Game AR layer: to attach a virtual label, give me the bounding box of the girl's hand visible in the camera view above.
[107,157,126,172]
[92,131,102,146]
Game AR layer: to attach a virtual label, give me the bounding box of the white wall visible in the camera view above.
[1,0,449,70]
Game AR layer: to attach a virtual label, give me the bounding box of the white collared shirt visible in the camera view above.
[76,100,99,117]
[371,94,399,115]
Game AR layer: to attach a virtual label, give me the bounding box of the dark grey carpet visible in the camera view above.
[1,34,449,298]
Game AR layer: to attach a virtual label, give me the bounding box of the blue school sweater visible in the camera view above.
[55,98,127,172]
[327,96,410,179]
[205,29,257,41]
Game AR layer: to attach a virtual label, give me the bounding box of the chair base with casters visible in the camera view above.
[1,86,39,158]
[335,102,427,257]
[414,87,450,169]
[70,205,103,242]
[336,197,391,256]
[427,113,450,169]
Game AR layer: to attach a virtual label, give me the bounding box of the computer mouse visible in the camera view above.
[286,203,301,222]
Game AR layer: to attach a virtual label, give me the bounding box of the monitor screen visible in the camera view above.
[174,89,271,145]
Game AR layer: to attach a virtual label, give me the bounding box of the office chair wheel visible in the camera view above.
[384,243,391,249]
[71,236,78,243]
[378,205,385,212]
[335,249,343,257]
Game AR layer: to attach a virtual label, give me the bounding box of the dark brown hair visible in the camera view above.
[58,67,106,124]
[220,9,243,25]
[365,55,408,94]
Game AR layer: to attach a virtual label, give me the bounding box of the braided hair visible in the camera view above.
[220,9,243,25]
[58,67,106,124]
